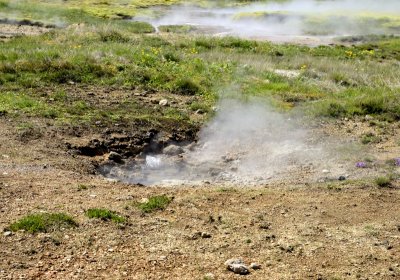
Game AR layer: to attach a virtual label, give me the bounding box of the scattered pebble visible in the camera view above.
[3,231,12,237]
[338,176,346,181]
[250,263,261,270]
[229,263,250,275]
[201,232,212,238]
[159,99,168,106]
[322,169,330,174]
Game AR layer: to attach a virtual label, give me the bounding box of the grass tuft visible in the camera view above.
[85,208,126,223]
[138,195,172,213]
[361,133,381,145]
[175,78,201,95]
[9,213,78,233]
[375,175,393,188]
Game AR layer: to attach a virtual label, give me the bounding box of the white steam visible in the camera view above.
[104,97,350,186]
[134,0,400,43]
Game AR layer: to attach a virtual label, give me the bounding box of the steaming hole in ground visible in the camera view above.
[133,0,400,45]
[100,99,361,186]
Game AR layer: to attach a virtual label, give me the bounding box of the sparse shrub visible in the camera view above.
[163,52,181,62]
[219,37,256,50]
[190,102,210,113]
[194,38,216,49]
[158,24,196,34]
[98,30,129,43]
[331,72,352,86]
[9,213,78,233]
[374,176,392,188]
[85,208,126,223]
[125,21,155,34]
[175,78,201,95]
[142,36,170,47]
[358,95,384,114]
[48,68,82,83]
[361,133,381,144]
[77,184,88,191]
[324,102,347,117]
[66,101,90,115]
[138,195,172,213]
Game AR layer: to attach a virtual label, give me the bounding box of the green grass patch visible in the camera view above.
[85,208,126,223]
[158,25,197,33]
[361,133,381,145]
[137,195,172,213]
[374,175,394,188]
[0,4,400,126]
[9,213,78,233]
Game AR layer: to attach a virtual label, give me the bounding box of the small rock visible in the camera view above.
[201,232,212,238]
[163,145,184,156]
[108,151,123,163]
[195,109,204,115]
[225,259,250,275]
[3,231,12,237]
[259,223,271,230]
[189,232,201,240]
[338,176,346,181]
[159,99,168,106]
[250,263,261,270]
[229,264,250,275]
[322,169,330,174]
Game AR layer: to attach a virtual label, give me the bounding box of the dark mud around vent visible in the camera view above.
[97,99,360,186]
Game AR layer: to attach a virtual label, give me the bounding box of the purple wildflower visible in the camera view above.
[394,158,400,167]
[356,162,367,168]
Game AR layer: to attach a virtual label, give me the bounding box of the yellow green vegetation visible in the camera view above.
[1,1,400,127]
[232,11,288,20]
[9,213,78,233]
[138,195,172,213]
[0,0,181,20]
[85,208,126,223]
[304,13,400,35]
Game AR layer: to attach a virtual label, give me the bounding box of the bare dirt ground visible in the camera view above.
[1,101,400,280]
[0,22,52,41]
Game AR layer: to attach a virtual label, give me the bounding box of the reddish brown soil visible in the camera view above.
[1,110,400,280]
